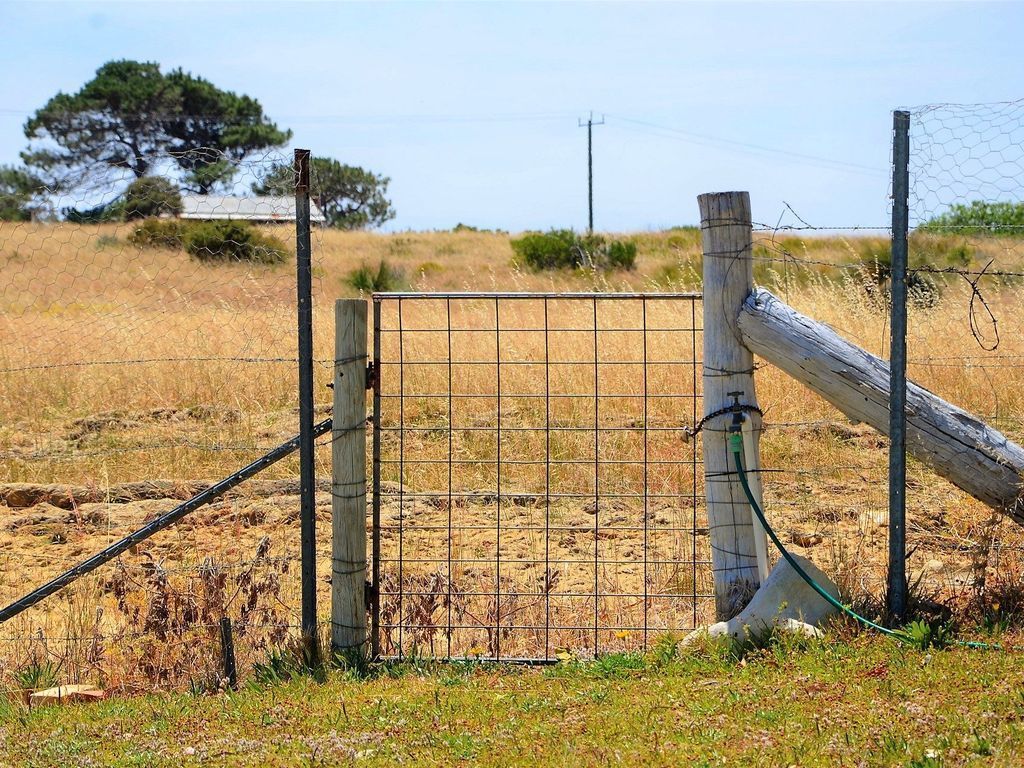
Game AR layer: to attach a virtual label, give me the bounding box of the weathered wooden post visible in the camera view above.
[698,191,768,619]
[332,299,368,650]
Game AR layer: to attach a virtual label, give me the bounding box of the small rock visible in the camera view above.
[30,684,104,707]
[858,509,887,530]
[790,531,823,548]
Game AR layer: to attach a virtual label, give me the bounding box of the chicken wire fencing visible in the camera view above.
[370,293,710,661]
[902,100,1024,616]
[0,146,334,692]
[725,101,1024,625]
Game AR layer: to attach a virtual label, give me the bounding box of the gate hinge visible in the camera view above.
[365,361,377,390]
[364,580,377,610]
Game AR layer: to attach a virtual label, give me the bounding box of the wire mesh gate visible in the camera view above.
[369,292,711,661]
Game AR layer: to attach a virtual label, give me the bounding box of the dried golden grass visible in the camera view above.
[1,223,1023,686]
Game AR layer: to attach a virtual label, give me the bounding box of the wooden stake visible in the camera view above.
[332,299,368,650]
[698,191,767,619]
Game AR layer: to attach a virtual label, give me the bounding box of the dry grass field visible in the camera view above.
[2,221,1024,692]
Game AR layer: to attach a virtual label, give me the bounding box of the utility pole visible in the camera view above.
[578,112,605,233]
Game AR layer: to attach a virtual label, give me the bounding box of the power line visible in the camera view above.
[606,113,887,176]
[0,107,579,125]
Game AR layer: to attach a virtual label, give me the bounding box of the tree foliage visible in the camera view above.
[253,157,396,229]
[120,177,183,220]
[920,201,1024,235]
[163,69,291,193]
[22,60,290,194]
[0,165,41,221]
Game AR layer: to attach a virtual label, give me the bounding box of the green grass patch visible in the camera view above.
[5,635,1024,766]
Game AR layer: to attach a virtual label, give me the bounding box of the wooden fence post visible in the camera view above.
[332,299,368,650]
[698,191,768,619]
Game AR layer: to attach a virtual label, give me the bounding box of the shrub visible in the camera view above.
[120,177,182,220]
[129,218,186,249]
[510,229,578,270]
[64,200,120,223]
[345,260,407,292]
[129,218,288,264]
[920,200,1024,235]
[94,234,121,250]
[604,239,638,270]
[511,229,636,271]
[183,220,288,264]
[909,232,972,269]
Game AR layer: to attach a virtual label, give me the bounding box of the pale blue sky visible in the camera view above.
[1,1,1022,232]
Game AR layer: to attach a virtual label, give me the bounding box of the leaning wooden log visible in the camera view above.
[737,288,1024,523]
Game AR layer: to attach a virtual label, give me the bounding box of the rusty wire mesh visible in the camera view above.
[371,293,711,661]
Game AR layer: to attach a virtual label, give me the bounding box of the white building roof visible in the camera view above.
[180,195,326,223]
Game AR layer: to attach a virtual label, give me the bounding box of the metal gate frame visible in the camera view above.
[369,292,709,661]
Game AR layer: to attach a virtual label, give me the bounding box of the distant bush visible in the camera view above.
[604,239,638,270]
[846,237,944,309]
[129,219,186,249]
[129,218,288,264]
[511,229,636,271]
[184,220,288,264]
[120,177,182,220]
[452,222,507,234]
[920,201,1024,235]
[94,234,121,250]
[511,229,577,269]
[64,201,120,224]
[345,260,407,292]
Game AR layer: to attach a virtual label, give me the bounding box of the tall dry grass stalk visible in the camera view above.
[1,223,1023,682]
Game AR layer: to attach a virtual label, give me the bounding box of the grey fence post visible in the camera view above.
[295,148,317,638]
[698,191,767,619]
[888,111,911,621]
[332,299,368,650]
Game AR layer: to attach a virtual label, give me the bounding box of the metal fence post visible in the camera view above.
[888,111,911,621]
[332,299,369,651]
[295,148,317,638]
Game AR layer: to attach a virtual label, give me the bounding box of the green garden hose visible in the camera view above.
[728,429,1000,650]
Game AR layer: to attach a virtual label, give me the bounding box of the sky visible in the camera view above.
[1,1,1022,233]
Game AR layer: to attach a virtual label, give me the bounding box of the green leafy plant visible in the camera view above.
[128,219,187,249]
[345,260,407,292]
[902,618,954,650]
[250,635,328,688]
[648,633,682,667]
[511,229,636,271]
[128,218,288,264]
[183,220,288,264]
[13,659,60,692]
[970,730,994,757]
